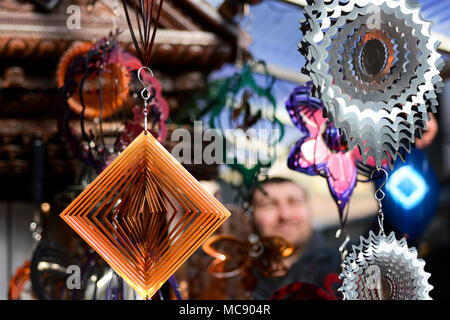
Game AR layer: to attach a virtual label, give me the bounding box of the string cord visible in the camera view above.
[122,0,164,67]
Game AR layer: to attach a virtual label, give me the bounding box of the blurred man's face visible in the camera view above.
[252,182,312,248]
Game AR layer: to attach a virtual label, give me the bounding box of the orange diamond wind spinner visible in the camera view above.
[60,130,231,298]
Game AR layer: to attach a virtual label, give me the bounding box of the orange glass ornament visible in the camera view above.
[202,234,294,279]
[60,130,231,298]
[57,42,130,119]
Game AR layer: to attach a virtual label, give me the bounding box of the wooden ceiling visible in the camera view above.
[0,0,237,66]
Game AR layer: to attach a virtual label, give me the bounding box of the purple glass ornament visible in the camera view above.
[286,83,357,225]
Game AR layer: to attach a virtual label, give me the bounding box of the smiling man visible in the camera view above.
[250,177,341,299]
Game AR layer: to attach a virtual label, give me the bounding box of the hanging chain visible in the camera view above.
[370,166,389,236]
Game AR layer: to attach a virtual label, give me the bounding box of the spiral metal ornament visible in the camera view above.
[339,231,433,300]
[299,0,444,168]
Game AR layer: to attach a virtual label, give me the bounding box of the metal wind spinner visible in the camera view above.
[59,0,232,300]
[339,168,433,300]
[299,0,444,167]
[60,67,231,299]
[339,231,433,300]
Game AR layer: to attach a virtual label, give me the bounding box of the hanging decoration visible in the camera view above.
[299,0,444,168]
[374,148,439,242]
[57,39,130,120]
[201,61,289,296]
[59,0,230,299]
[60,130,230,298]
[208,61,285,197]
[202,232,294,293]
[339,168,433,300]
[339,230,433,300]
[57,31,169,173]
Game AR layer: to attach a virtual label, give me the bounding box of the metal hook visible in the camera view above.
[137,66,154,101]
[137,66,154,133]
[370,166,389,235]
[370,166,388,202]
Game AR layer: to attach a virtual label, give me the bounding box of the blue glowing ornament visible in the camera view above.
[375,148,439,242]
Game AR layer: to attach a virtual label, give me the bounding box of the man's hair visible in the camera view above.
[251,176,308,204]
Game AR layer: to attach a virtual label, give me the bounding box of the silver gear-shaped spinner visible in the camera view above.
[299,0,444,168]
[339,231,433,300]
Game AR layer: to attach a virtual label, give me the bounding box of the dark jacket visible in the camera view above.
[252,231,341,299]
